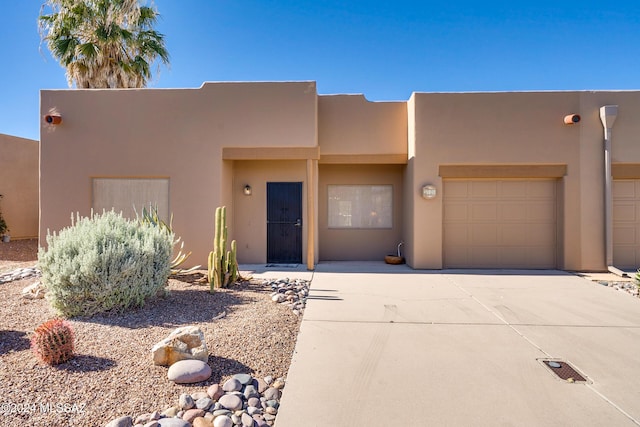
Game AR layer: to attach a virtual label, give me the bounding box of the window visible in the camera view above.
[328,185,392,228]
[92,178,170,221]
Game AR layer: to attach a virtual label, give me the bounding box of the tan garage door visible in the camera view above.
[443,179,557,269]
[613,180,640,269]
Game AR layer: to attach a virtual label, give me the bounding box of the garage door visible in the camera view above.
[443,179,557,269]
[613,180,640,269]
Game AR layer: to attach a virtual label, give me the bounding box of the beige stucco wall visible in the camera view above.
[318,164,404,260]
[0,134,39,239]
[318,95,407,163]
[40,82,317,267]
[407,91,640,271]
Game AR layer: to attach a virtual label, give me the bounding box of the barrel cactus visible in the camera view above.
[31,318,75,366]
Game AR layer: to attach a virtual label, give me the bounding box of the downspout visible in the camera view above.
[599,105,626,276]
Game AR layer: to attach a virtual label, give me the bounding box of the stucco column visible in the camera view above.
[306,159,316,270]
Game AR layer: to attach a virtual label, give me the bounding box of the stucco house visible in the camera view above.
[39,82,640,272]
[0,133,39,240]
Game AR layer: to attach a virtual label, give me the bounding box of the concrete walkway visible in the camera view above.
[246,262,640,427]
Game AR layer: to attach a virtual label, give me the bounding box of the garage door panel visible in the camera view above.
[613,180,636,198]
[470,181,497,198]
[501,225,529,245]
[501,181,528,198]
[527,202,556,221]
[472,225,498,245]
[614,179,640,268]
[444,225,469,246]
[528,180,556,198]
[613,227,636,245]
[443,203,468,222]
[613,203,636,222]
[527,248,556,268]
[500,203,528,221]
[445,181,469,198]
[471,204,498,221]
[527,224,556,246]
[470,247,499,265]
[444,179,557,269]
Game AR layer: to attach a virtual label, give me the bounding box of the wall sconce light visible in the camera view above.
[243,184,252,196]
[422,184,437,199]
[44,114,62,125]
[563,114,580,125]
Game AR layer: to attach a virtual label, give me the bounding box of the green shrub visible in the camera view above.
[38,210,173,317]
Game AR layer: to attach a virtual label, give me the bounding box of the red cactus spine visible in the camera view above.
[31,318,75,366]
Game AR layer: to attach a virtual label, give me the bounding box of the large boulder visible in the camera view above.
[151,326,208,366]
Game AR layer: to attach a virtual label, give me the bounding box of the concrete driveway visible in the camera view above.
[260,263,640,427]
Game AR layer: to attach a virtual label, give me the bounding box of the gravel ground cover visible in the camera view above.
[0,239,302,426]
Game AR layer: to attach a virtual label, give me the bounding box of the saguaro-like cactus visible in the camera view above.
[208,206,239,291]
[30,318,75,366]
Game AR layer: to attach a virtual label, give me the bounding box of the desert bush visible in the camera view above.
[31,318,75,365]
[38,210,173,317]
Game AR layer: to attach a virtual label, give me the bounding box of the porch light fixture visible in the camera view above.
[563,114,580,125]
[243,184,252,196]
[421,185,437,199]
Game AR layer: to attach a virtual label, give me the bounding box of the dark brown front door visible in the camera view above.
[267,182,302,263]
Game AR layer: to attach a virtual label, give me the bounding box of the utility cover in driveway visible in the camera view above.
[443,179,557,268]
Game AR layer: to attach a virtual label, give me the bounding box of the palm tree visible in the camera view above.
[39,0,170,88]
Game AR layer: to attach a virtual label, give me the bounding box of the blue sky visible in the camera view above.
[2,1,640,141]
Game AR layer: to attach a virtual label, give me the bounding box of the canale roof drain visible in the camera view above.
[599,105,627,277]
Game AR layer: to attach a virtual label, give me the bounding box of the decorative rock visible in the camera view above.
[196,397,213,410]
[263,414,276,422]
[271,294,285,303]
[218,394,243,411]
[247,406,261,416]
[193,418,215,427]
[207,384,224,401]
[178,393,195,410]
[143,422,160,427]
[168,360,212,384]
[243,384,259,399]
[162,407,179,417]
[271,379,285,390]
[192,391,209,401]
[247,397,260,408]
[263,376,273,385]
[157,419,191,427]
[231,414,241,424]
[241,413,254,427]
[263,387,281,401]
[151,326,209,366]
[22,281,46,299]
[183,408,206,423]
[257,378,269,393]
[105,416,133,427]
[265,400,278,409]
[213,415,233,427]
[265,406,277,415]
[222,378,242,392]
[233,373,253,385]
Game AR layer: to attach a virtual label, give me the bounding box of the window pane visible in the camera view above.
[328,185,392,228]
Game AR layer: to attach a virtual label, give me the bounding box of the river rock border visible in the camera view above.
[105,373,285,427]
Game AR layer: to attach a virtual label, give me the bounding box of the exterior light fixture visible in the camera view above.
[44,114,62,125]
[421,185,437,199]
[563,114,580,125]
[243,185,252,196]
